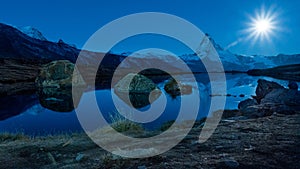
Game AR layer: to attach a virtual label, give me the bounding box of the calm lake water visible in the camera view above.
[0,74,295,135]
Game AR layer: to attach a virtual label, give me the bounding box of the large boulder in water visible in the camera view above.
[36,60,86,88]
[35,60,86,112]
[238,79,300,118]
[255,79,283,103]
[114,73,158,93]
[114,73,161,108]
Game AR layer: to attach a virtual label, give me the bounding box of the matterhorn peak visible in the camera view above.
[205,33,223,51]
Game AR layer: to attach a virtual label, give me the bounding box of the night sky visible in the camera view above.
[0,0,299,56]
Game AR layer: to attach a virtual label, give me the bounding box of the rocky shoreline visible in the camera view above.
[0,111,299,169]
[238,79,300,118]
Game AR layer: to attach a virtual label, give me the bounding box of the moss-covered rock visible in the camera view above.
[114,73,158,93]
[36,60,86,88]
[35,60,86,112]
[114,73,161,108]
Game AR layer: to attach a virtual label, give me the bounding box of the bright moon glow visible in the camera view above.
[255,19,271,33]
[245,6,279,43]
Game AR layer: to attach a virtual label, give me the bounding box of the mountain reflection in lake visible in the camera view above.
[0,74,296,135]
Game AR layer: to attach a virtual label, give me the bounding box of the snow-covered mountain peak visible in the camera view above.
[19,26,47,41]
[205,33,223,51]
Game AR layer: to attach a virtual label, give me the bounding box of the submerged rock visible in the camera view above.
[114,73,161,108]
[239,94,245,97]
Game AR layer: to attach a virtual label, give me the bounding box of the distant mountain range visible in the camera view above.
[247,64,300,81]
[0,22,299,92]
[1,23,299,71]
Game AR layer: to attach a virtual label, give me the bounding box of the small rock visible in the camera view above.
[215,145,224,150]
[288,81,298,90]
[62,139,72,147]
[222,119,236,123]
[226,116,248,121]
[112,154,122,160]
[238,98,258,110]
[47,152,57,165]
[138,165,147,169]
[75,153,85,162]
[164,78,192,98]
[218,159,239,168]
[191,140,200,145]
[221,109,241,119]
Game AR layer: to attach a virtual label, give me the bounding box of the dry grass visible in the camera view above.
[0,132,29,142]
[109,112,144,135]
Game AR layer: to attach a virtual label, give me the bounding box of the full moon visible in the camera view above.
[245,6,279,42]
[255,19,271,33]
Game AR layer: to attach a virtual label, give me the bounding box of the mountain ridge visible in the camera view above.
[1,23,299,71]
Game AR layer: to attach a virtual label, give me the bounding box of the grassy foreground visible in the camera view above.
[0,112,299,169]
